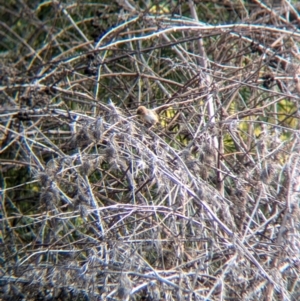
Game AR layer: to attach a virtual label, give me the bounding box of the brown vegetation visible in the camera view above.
[0,1,300,300]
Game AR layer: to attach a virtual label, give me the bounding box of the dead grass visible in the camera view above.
[0,1,299,300]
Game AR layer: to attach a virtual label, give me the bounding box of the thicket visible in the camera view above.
[0,1,299,300]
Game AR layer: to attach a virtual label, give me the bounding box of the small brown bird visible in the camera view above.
[136,106,159,125]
